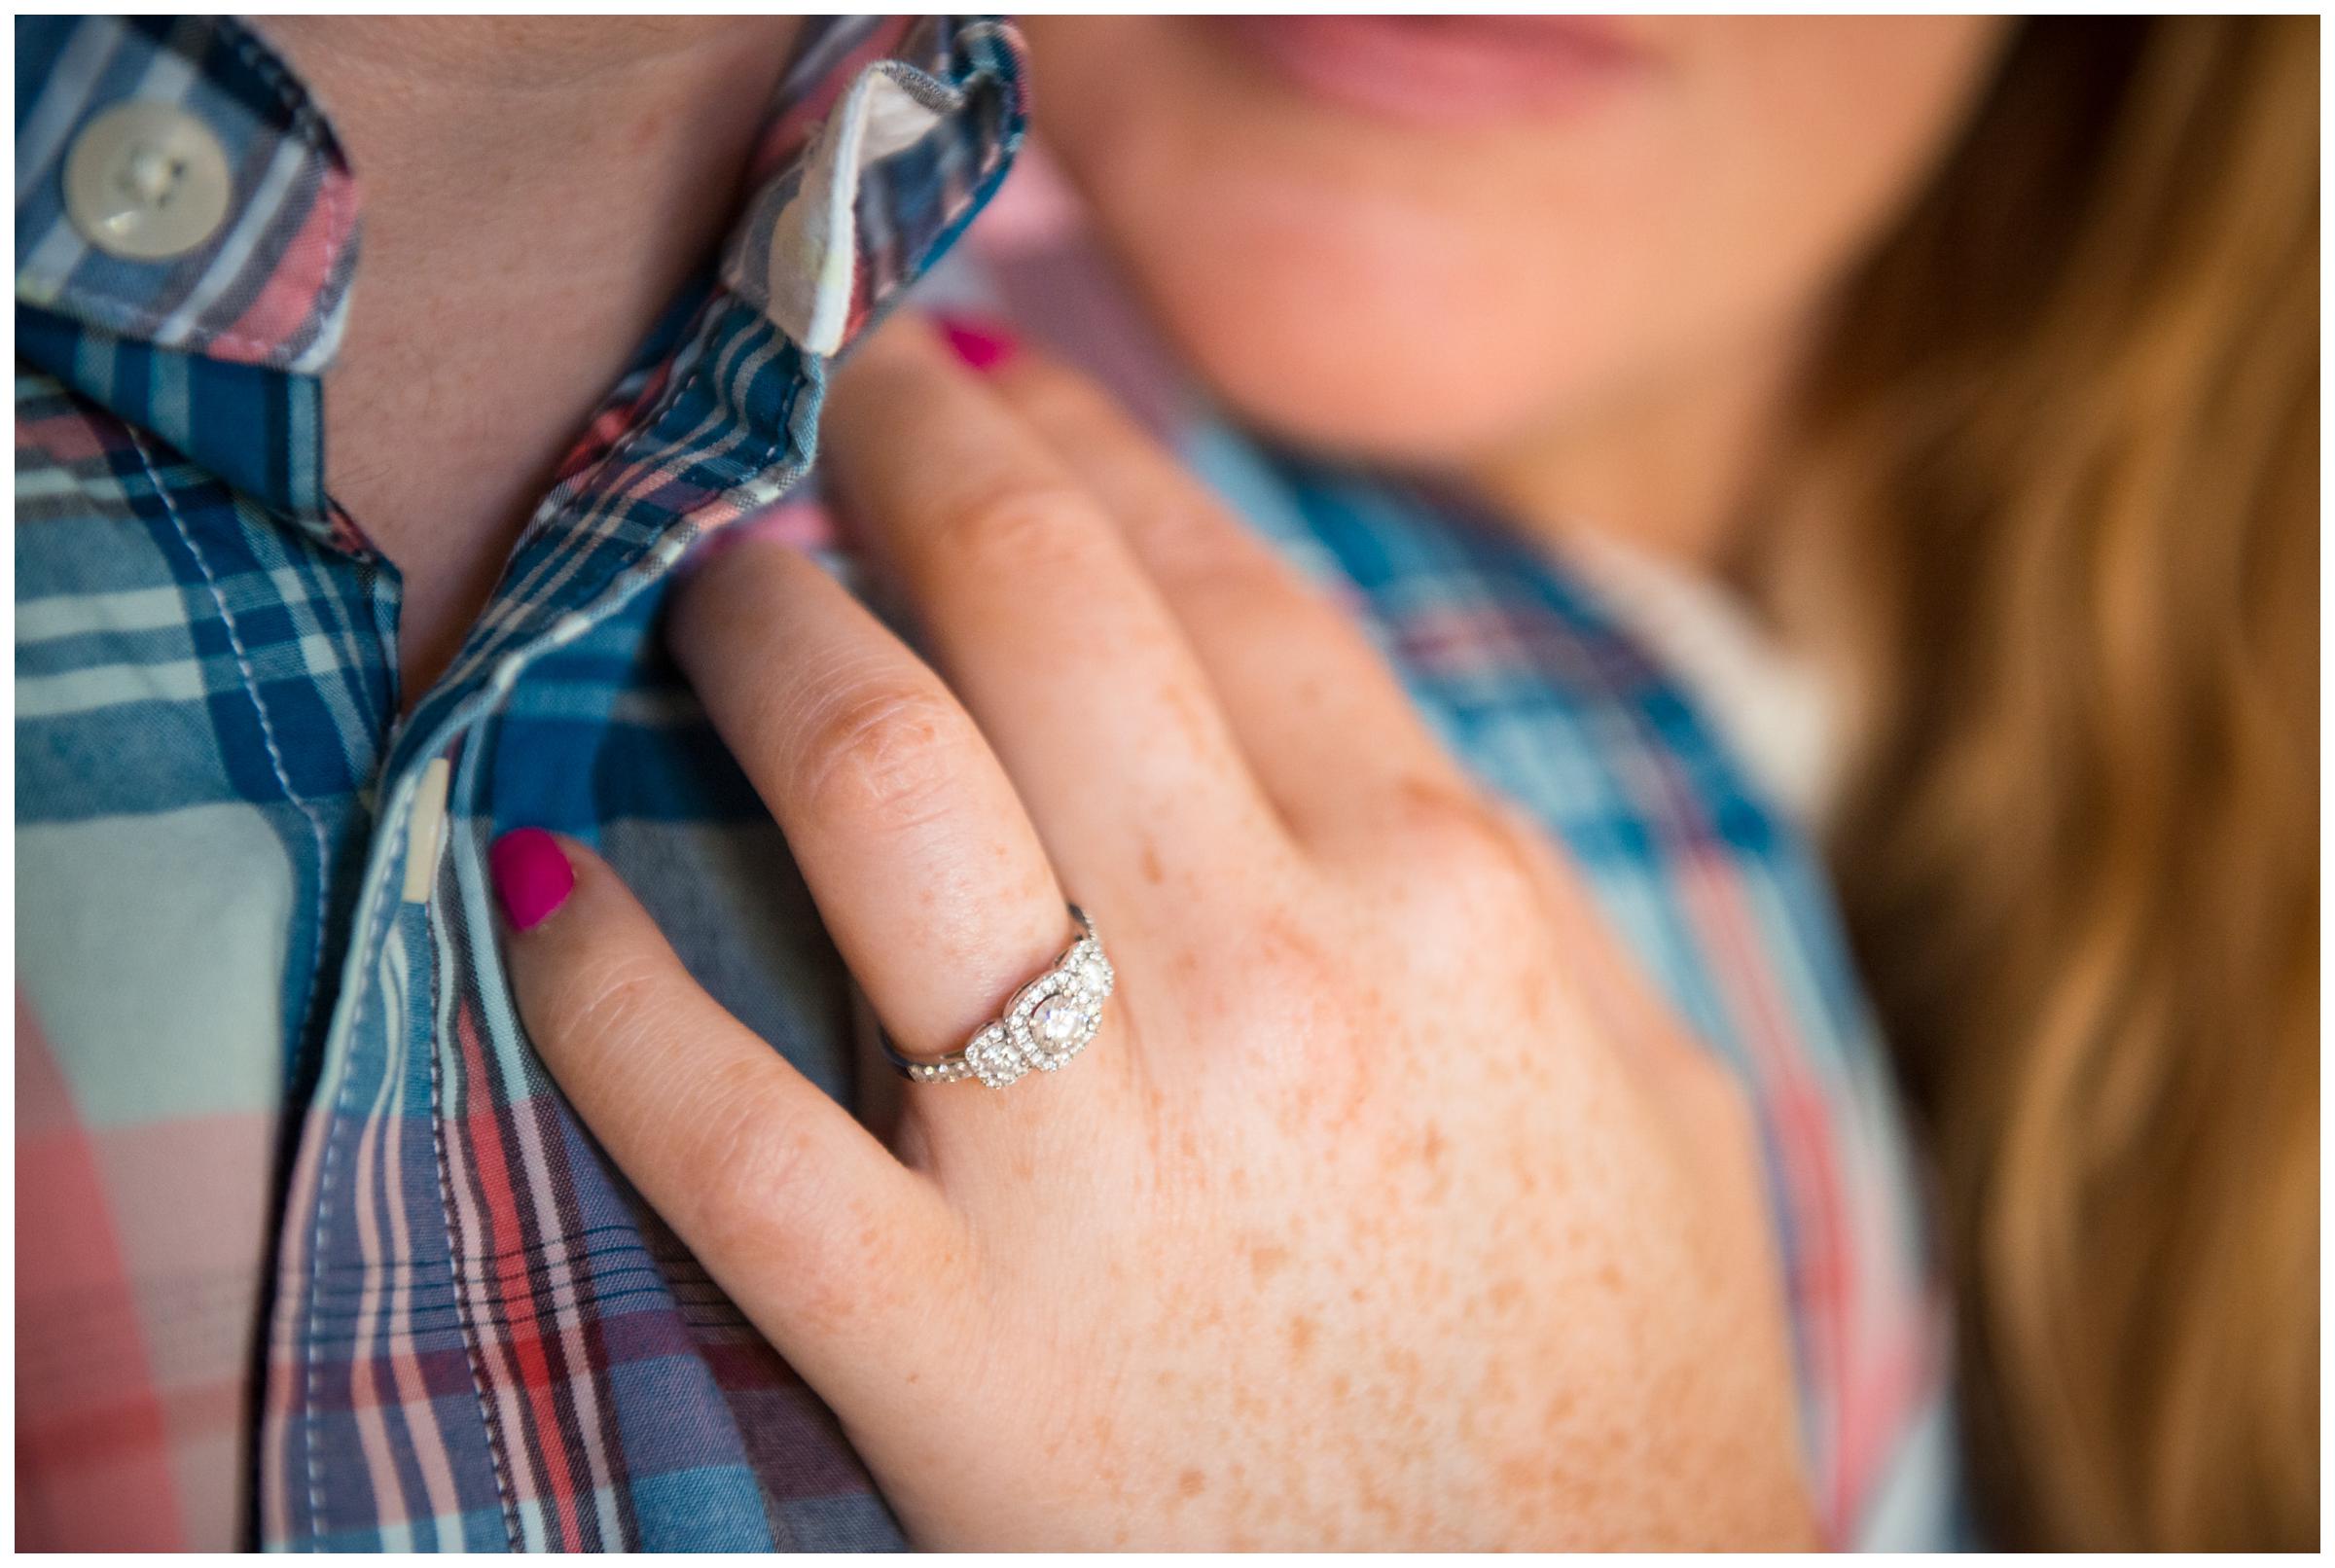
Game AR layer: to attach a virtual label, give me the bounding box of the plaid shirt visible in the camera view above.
[16,14,1959,1551]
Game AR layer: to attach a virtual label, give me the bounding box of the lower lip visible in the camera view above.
[1215,15,1653,129]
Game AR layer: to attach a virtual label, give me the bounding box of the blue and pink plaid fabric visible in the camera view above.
[16,13,1958,1551]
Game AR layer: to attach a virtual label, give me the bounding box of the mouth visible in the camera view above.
[1211,15,1656,129]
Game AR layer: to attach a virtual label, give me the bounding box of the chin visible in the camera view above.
[1023,13,2012,474]
[1117,227,1583,470]
[1053,123,1598,468]
[1024,17,1628,469]
[1078,156,1645,471]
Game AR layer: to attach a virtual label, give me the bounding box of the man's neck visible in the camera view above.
[258,18,804,709]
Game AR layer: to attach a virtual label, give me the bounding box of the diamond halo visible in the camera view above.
[886,906,1113,1089]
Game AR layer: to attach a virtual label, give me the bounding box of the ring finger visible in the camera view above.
[667,525,1114,1155]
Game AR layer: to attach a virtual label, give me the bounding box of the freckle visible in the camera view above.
[1288,1313,1316,1356]
[1421,1122,1446,1171]
[1177,1467,1207,1498]
[1490,1279,1525,1314]
[1249,1243,1289,1282]
[1140,842,1164,884]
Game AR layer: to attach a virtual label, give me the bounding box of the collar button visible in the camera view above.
[63,101,233,261]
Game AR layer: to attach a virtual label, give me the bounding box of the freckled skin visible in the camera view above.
[531,335,1821,1550]
[810,838,1813,1550]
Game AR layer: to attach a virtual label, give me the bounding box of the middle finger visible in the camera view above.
[818,316,1288,899]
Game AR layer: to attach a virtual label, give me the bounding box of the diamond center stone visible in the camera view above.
[1032,994,1085,1046]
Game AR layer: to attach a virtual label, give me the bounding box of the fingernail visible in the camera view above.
[933,312,1018,374]
[489,828,575,933]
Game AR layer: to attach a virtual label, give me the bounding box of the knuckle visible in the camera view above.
[1208,886,1366,1076]
[690,1058,822,1262]
[1368,781,1554,978]
[927,480,1101,578]
[538,952,668,1065]
[788,676,971,832]
[1008,357,1120,428]
[1393,782,1544,908]
[1136,512,1268,609]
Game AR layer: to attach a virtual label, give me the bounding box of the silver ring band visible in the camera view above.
[880,905,1114,1088]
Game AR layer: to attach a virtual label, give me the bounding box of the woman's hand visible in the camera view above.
[493,317,1815,1549]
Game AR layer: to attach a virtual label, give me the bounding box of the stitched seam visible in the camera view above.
[457,287,736,632]
[438,299,793,702]
[204,22,352,357]
[128,433,330,924]
[857,30,1019,326]
[422,872,523,1550]
[292,816,414,1544]
[128,429,342,1540]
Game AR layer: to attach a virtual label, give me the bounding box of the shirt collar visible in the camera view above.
[16,15,360,372]
[14,15,1026,506]
[17,14,1026,786]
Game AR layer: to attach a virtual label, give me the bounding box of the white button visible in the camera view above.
[63,100,233,261]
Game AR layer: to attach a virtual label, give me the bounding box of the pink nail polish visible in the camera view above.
[934,312,1018,374]
[489,828,575,933]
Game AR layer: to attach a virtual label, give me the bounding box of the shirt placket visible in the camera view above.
[260,20,1027,1548]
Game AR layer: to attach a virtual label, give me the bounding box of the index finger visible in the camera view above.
[492,832,969,1409]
